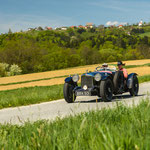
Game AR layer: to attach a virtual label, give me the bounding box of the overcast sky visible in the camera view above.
[0,0,150,33]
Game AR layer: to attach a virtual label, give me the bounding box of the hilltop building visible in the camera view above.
[118,25,123,28]
[78,25,87,29]
[45,27,52,30]
[86,23,94,28]
[70,26,77,29]
[139,20,143,26]
[61,27,68,30]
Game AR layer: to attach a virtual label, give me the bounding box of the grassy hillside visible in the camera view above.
[0,99,150,149]
[139,32,150,37]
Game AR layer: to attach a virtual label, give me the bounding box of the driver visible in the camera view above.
[117,61,128,78]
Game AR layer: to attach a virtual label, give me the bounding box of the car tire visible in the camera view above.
[100,78,113,102]
[113,71,124,94]
[63,83,76,103]
[129,75,139,96]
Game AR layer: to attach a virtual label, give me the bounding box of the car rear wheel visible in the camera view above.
[63,83,76,103]
[100,79,113,102]
[113,71,124,94]
[129,75,139,96]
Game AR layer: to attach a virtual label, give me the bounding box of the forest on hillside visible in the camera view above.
[0,25,150,75]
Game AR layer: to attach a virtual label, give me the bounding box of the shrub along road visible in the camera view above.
[0,82,150,125]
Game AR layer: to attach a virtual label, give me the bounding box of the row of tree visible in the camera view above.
[0,26,150,75]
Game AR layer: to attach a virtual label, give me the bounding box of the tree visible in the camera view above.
[37,26,43,31]
[0,63,8,77]
[77,28,86,34]
[8,28,12,34]
[0,38,42,73]
[98,25,104,29]
[137,44,150,58]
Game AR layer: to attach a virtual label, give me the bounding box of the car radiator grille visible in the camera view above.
[81,76,93,88]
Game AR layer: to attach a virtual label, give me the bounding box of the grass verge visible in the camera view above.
[138,74,150,83]
[0,85,63,109]
[0,75,149,109]
[0,99,150,149]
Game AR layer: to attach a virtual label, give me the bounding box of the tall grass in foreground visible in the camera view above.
[0,99,150,149]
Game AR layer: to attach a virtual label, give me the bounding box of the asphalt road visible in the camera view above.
[0,82,150,125]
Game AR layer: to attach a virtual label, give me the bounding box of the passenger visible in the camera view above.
[101,63,108,69]
[117,61,128,78]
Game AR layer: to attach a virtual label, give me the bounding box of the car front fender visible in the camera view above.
[65,77,73,83]
[64,77,78,86]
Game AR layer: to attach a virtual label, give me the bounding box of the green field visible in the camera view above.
[139,32,150,37]
[0,99,150,149]
[0,85,63,109]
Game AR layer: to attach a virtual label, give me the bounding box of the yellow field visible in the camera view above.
[0,59,149,85]
[111,59,150,65]
[0,77,65,91]
[0,65,97,84]
[0,59,149,91]
[0,65,149,91]
[127,66,150,76]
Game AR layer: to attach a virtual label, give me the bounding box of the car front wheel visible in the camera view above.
[63,83,76,103]
[100,79,113,102]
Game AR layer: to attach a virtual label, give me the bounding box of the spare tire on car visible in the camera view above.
[113,71,124,94]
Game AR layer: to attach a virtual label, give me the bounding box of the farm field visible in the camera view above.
[110,59,150,65]
[0,59,150,85]
[0,99,150,149]
[0,63,150,91]
[4,60,150,83]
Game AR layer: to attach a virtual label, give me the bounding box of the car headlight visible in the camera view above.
[72,74,80,82]
[94,73,101,81]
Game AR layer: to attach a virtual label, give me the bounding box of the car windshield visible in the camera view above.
[96,65,116,72]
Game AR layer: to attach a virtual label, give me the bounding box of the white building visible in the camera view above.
[61,27,67,30]
[139,20,143,26]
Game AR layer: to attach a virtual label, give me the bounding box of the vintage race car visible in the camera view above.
[63,66,139,103]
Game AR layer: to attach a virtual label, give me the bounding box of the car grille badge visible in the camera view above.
[83,85,88,90]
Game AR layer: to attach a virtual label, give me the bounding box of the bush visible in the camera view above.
[0,63,8,77]
[8,64,22,76]
[0,63,22,77]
